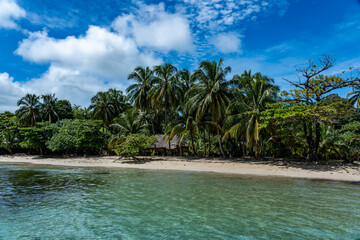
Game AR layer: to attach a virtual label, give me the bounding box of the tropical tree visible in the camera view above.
[16,94,41,127]
[165,110,199,155]
[41,94,59,123]
[225,72,279,156]
[111,109,148,136]
[90,91,117,128]
[0,129,18,154]
[179,69,196,93]
[127,66,155,109]
[150,63,182,120]
[107,88,128,115]
[185,59,232,157]
[109,109,149,149]
[347,83,360,108]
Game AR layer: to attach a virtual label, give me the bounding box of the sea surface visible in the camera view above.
[0,164,359,240]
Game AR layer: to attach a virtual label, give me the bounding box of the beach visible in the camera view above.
[0,155,359,182]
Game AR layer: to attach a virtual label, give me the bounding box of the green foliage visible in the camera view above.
[90,89,128,127]
[18,123,52,150]
[111,134,157,157]
[261,101,345,127]
[335,121,360,161]
[46,120,107,152]
[16,93,41,127]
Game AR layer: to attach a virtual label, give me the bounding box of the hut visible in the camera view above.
[147,135,189,155]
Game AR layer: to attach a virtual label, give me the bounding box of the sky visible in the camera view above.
[0,0,360,111]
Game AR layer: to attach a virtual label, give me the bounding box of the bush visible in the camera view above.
[112,134,157,157]
[46,119,107,153]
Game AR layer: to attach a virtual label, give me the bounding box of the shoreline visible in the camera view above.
[0,156,360,182]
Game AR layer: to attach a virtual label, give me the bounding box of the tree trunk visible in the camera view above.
[208,131,211,156]
[191,134,197,156]
[314,122,321,159]
[203,130,206,157]
[215,117,225,157]
[150,120,155,135]
[305,123,317,161]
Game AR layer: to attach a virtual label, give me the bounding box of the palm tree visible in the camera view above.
[90,91,116,128]
[111,109,148,136]
[1,129,17,154]
[224,72,279,156]
[107,88,127,115]
[109,109,149,149]
[127,66,155,110]
[150,63,182,120]
[165,110,198,155]
[347,83,360,108]
[41,93,59,123]
[185,59,232,157]
[16,94,41,126]
[179,69,196,93]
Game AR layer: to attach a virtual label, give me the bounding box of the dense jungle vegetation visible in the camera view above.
[1,56,360,162]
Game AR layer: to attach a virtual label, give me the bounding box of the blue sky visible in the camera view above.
[0,0,359,111]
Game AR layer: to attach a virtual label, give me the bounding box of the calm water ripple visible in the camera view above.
[0,164,360,239]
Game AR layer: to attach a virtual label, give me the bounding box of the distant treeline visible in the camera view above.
[1,56,360,162]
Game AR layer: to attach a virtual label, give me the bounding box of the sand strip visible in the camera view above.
[0,156,359,182]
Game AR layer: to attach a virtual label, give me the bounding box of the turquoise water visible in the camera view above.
[0,164,360,240]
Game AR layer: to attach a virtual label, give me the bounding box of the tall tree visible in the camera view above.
[41,93,59,123]
[151,63,181,120]
[165,110,199,155]
[185,59,231,157]
[281,55,359,161]
[347,82,360,108]
[127,66,155,110]
[225,72,279,156]
[179,69,196,93]
[90,91,116,128]
[111,109,148,136]
[16,94,41,127]
[107,88,128,115]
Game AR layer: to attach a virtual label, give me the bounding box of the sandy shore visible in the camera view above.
[0,155,359,182]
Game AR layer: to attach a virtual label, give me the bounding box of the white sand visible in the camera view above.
[0,155,359,182]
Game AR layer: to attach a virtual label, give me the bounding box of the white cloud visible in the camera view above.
[16,26,162,79]
[112,3,194,52]
[0,0,25,29]
[182,0,288,31]
[0,72,25,111]
[212,32,242,53]
[11,24,163,109]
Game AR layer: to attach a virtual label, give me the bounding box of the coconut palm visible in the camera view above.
[224,72,279,156]
[41,93,59,123]
[0,129,17,154]
[179,69,196,93]
[185,59,232,157]
[150,63,182,120]
[109,109,149,149]
[127,66,155,110]
[347,83,360,108]
[16,94,41,126]
[90,91,116,128]
[165,110,199,155]
[111,109,148,136]
[107,88,127,115]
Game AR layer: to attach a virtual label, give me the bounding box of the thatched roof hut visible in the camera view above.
[148,135,189,155]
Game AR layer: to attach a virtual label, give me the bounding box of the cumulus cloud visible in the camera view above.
[0,0,25,29]
[112,3,194,52]
[212,32,242,53]
[0,72,25,111]
[16,26,162,79]
[12,24,163,108]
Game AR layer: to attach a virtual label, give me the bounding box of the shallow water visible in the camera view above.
[0,164,359,240]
